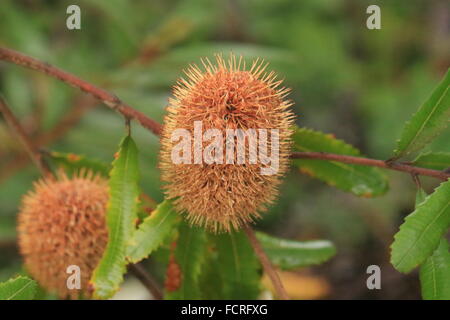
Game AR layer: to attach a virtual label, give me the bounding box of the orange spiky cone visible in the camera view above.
[17,170,108,299]
[160,54,295,233]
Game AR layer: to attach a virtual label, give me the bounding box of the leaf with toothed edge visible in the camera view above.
[292,127,388,197]
[90,135,140,299]
[393,69,450,159]
[391,179,450,273]
[127,200,180,263]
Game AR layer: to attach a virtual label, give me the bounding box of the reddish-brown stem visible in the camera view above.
[128,263,163,300]
[0,47,163,136]
[0,96,53,178]
[243,224,289,300]
[291,152,450,181]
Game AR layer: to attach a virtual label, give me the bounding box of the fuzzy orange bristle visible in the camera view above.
[17,170,109,299]
[159,54,295,233]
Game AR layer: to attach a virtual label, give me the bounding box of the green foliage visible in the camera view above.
[165,221,208,300]
[212,232,261,299]
[257,232,336,269]
[391,179,450,273]
[127,200,180,263]
[394,69,450,159]
[91,135,140,299]
[47,151,110,177]
[0,276,37,300]
[413,152,450,171]
[419,238,450,300]
[292,127,388,197]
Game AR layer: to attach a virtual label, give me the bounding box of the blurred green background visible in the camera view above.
[0,0,449,299]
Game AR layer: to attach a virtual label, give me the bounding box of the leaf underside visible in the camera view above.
[256,232,336,269]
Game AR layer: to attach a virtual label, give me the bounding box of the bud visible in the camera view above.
[160,54,294,232]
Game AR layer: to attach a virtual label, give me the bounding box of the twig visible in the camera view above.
[243,224,289,300]
[291,151,450,181]
[128,263,163,300]
[0,47,163,136]
[0,96,52,178]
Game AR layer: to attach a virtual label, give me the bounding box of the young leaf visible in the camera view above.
[0,276,37,300]
[394,69,450,159]
[419,238,450,300]
[293,127,388,197]
[91,136,140,299]
[213,232,261,299]
[165,221,208,299]
[127,200,180,263]
[256,232,336,269]
[413,152,450,171]
[391,179,450,273]
[47,151,110,177]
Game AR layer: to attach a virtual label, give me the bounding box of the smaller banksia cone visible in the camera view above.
[18,170,109,299]
[160,54,295,233]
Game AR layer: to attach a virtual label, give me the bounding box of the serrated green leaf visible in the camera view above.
[127,200,180,263]
[293,127,388,197]
[91,136,140,299]
[256,232,336,269]
[394,69,450,159]
[212,232,261,299]
[413,152,450,171]
[0,276,37,300]
[165,222,207,299]
[391,179,450,273]
[419,238,450,300]
[48,151,110,177]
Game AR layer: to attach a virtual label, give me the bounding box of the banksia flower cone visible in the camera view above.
[160,54,295,232]
[18,171,108,299]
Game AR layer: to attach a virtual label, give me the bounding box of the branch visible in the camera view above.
[1,46,449,182]
[291,152,450,181]
[243,224,289,300]
[0,96,52,178]
[0,47,163,136]
[128,263,163,300]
